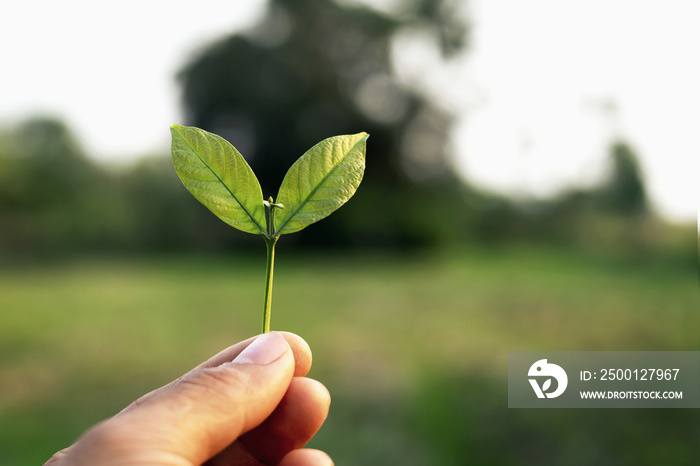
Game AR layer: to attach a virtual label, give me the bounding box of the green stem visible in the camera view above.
[262,236,277,333]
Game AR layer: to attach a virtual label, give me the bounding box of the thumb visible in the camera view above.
[62,332,296,465]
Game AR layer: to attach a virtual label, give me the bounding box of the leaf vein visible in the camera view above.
[175,128,265,235]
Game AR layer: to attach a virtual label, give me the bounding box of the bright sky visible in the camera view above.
[454,0,699,223]
[0,0,266,156]
[1,0,697,222]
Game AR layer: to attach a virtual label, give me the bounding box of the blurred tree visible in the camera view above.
[596,141,647,216]
[0,117,133,253]
[474,139,654,255]
[1,118,94,209]
[120,155,239,251]
[0,118,96,251]
[177,0,472,248]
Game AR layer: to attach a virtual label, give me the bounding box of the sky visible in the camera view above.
[1,0,697,222]
[454,0,698,222]
[1,0,267,156]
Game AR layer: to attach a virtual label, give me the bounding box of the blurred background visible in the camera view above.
[1,0,697,464]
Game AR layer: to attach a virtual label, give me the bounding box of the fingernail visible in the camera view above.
[233,332,288,365]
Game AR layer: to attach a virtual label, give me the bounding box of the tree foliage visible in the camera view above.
[597,141,647,216]
[0,2,671,257]
[177,0,471,247]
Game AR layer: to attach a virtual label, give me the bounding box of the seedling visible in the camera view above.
[170,125,368,332]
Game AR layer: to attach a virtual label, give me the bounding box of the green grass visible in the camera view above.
[0,246,698,465]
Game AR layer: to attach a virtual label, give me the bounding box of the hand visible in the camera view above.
[46,332,333,465]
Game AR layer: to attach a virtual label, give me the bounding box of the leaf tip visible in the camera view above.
[170,123,184,136]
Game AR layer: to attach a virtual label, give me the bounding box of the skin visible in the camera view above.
[45,332,333,466]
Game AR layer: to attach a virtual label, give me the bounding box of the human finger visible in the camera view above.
[279,449,334,466]
[206,376,331,465]
[54,332,296,465]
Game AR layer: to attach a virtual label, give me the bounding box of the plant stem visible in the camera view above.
[262,236,278,333]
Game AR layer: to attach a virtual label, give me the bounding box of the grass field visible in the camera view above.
[1,245,698,465]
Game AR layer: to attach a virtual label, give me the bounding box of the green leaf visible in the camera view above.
[274,132,368,235]
[170,124,266,235]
